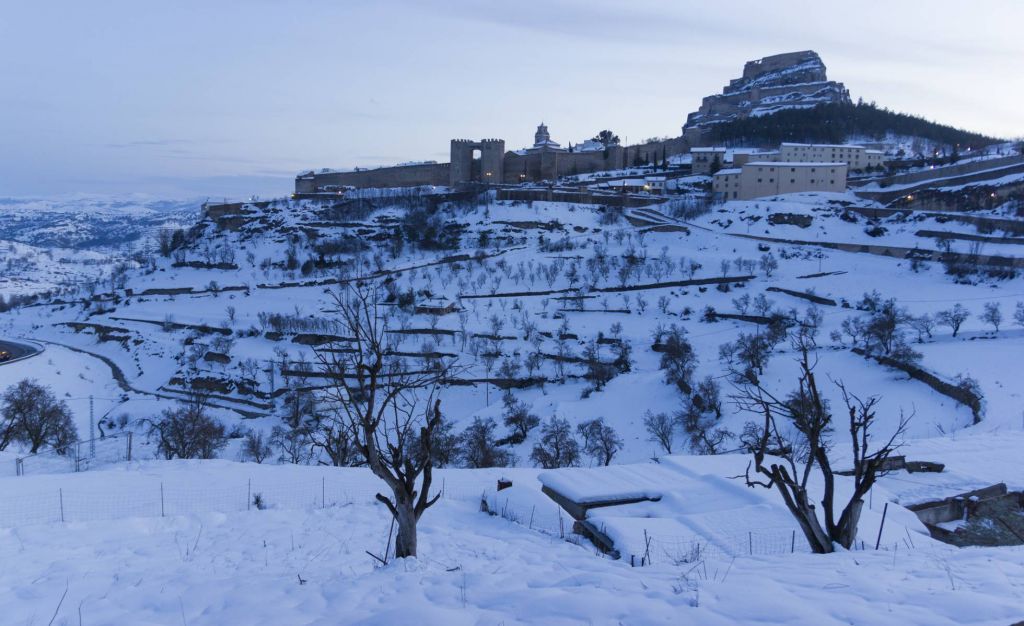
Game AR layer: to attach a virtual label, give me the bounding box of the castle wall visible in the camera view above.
[295,162,450,192]
[740,50,820,81]
[501,147,626,183]
[296,133,692,193]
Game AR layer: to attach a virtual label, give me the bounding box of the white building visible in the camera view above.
[713,161,848,201]
[778,143,885,171]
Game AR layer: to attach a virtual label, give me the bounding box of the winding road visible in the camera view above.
[0,339,42,366]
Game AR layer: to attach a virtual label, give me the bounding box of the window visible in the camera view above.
[830,180,835,184]
[790,167,796,172]
[790,179,795,183]
[810,179,815,184]
[757,178,762,183]
[769,178,774,183]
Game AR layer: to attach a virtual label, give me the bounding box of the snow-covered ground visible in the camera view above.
[2,185,1023,623]
[0,460,1021,625]
[0,240,117,297]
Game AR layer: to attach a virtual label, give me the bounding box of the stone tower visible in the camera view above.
[535,123,550,146]
[450,138,505,186]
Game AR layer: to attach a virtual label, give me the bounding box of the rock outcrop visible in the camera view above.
[684,51,850,139]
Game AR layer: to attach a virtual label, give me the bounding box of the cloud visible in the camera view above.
[105,139,197,149]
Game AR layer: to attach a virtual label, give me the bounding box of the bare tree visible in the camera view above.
[500,395,539,445]
[315,283,454,558]
[577,417,623,466]
[981,302,1002,333]
[732,326,910,553]
[678,376,731,455]
[241,430,272,463]
[936,304,970,337]
[458,417,512,468]
[270,424,315,465]
[643,410,675,454]
[146,391,227,460]
[530,416,581,468]
[654,325,697,393]
[1,379,78,454]
[908,314,935,343]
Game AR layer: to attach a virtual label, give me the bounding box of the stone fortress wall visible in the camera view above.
[296,130,690,192]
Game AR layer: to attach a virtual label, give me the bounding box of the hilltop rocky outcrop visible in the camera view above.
[684,50,851,139]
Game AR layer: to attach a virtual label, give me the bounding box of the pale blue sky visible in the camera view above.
[1,0,1021,198]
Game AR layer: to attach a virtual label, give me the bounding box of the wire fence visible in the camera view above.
[0,470,496,528]
[15,433,133,476]
[0,468,884,566]
[643,527,812,564]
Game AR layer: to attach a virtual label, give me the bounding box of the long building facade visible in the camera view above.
[713,161,848,201]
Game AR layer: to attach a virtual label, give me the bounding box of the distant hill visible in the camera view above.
[700,101,1000,150]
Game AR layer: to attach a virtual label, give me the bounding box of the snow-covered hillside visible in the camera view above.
[4,189,1019,452]
[2,184,1023,623]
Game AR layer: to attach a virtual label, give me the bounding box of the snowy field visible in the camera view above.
[0,460,1022,625]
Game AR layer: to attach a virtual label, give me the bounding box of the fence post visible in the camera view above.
[791,529,796,553]
[748,531,753,555]
[126,432,133,462]
[322,476,326,509]
[247,478,252,511]
[59,488,65,523]
[160,482,165,517]
[875,502,889,550]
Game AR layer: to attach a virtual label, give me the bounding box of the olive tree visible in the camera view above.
[315,282,456,559]
[733,319,910,553]
[1,379,78,454]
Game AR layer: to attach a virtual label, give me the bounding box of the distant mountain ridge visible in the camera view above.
[0,196,198,250]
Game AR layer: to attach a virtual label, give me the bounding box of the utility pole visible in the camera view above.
[89,395,96,457]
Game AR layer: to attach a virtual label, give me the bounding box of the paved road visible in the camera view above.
[0,339,41,366]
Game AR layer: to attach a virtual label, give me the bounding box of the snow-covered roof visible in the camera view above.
[714,168,742,175]
[781,142,866,150]
[574,139,605,152]
[691,147,727,153]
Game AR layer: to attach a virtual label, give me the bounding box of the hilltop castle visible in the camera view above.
[683,50,851,143]
[296,51,850,194]
[296,123,687,193]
